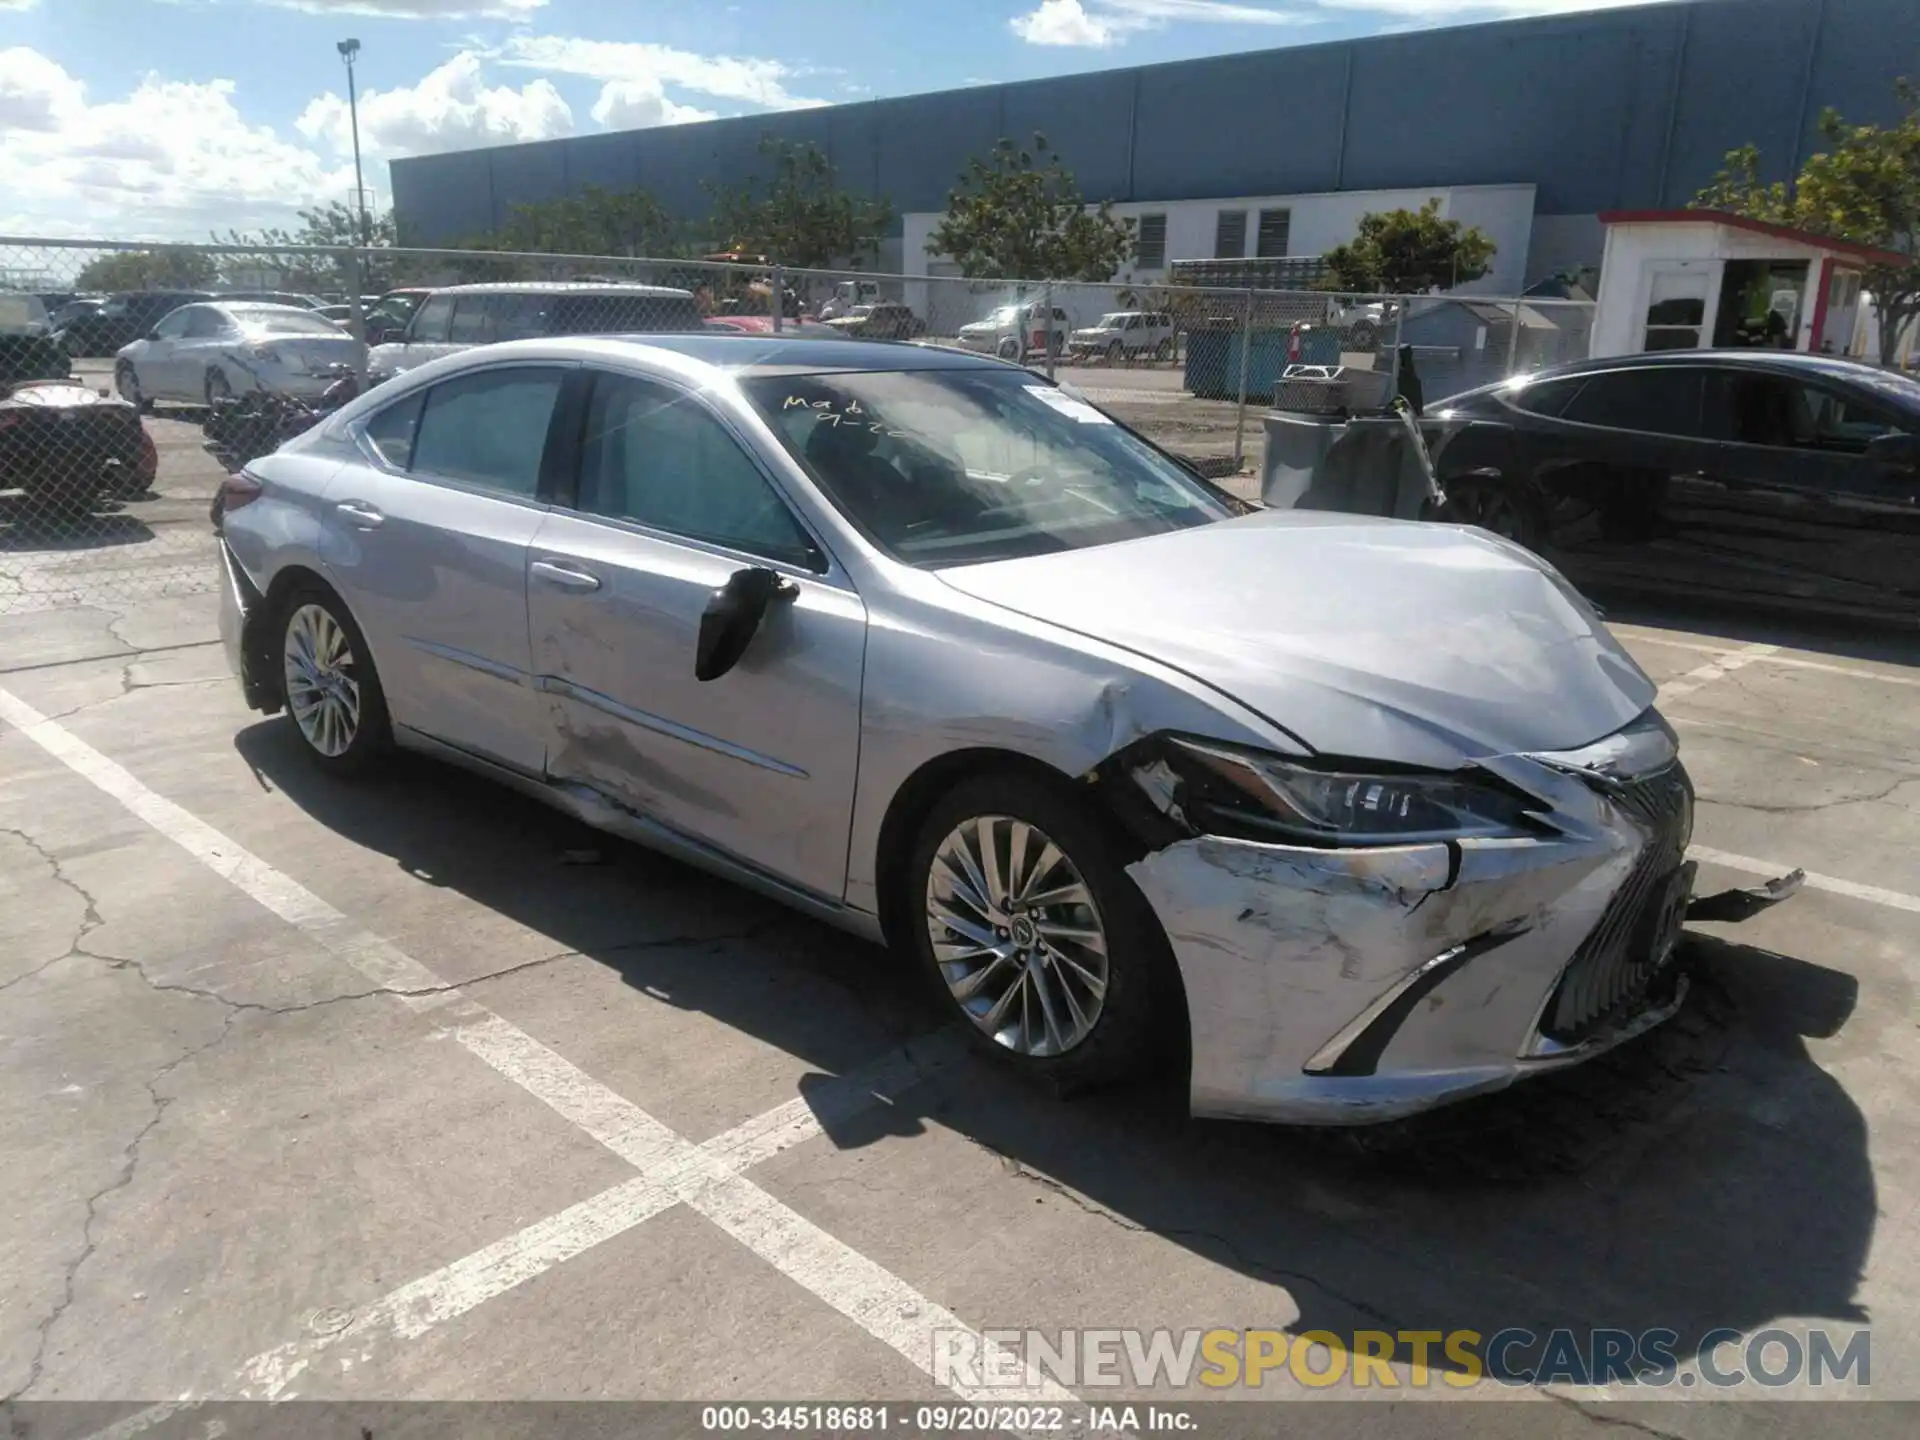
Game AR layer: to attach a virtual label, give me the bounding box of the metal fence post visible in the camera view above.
[770,263,784,333]
[1387,298,1405,408]
[1043,279,1055,380]
[344,247,368,389]
[1505,299,1522,377]
[1232,288,1255,472]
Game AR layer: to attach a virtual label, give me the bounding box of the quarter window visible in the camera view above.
[410,367,563,497]
[361,391,424,469]
[577,374,817,568]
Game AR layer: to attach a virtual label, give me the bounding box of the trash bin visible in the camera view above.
[1259,406,1440,520]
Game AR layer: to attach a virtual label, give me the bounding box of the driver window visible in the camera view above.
[577,374,818,569]
[184,309,229,339]
[152,309,193,340]
[1711,373,1906,454]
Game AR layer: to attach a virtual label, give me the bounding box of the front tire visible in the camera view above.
[277,585,391,775]
[909,772,1173,1092]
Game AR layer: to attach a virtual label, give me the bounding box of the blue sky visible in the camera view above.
[0,0,1655,237]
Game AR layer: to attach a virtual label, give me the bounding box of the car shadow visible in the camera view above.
[1601,594,1920,668]
[236,724,1876,1381]
[0,492,157,551]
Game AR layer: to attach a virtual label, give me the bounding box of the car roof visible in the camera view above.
[1455,348,1920,407]
[213,301,327,314]
[419,281,695,299]
[544,333,1011,374]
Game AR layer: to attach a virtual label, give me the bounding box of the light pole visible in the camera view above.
[337,38,370,246]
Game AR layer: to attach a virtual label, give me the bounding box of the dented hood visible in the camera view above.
[934,510,1655,768]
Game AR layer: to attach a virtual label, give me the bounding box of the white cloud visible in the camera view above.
[1011,0,1312,47]
[498,35,827,110]
[0,1,42,11]
[1011,0,1117,46]
[0,47,361,238]
[589,76,716,130]
[261,0,549,18]
[296,50,572,157]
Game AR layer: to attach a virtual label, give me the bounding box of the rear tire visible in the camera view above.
[1440,474,1542,550]
[204,368,232,408]
[116,364,150,414]
[907,771,1176,1094]
[276,584,392,777]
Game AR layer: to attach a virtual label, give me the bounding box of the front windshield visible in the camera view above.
[986,306,1021,324]
[744,369,1232,568]
[231,307,343,335]
[1096,313,1127,327]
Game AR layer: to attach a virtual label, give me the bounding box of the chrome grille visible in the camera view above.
[1541,764,1694,1044]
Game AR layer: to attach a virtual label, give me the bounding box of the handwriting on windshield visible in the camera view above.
[781,396,912,437]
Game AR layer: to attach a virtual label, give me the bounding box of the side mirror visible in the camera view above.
[145,329,161,342]
[1865,431,1920,470]
[695,566,798,682]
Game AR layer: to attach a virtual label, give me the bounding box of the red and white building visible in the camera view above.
[1591,209,1913,363]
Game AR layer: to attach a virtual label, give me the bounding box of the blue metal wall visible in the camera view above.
[390,0,1920,246]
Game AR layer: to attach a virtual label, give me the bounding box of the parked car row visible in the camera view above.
[115,302,365,410]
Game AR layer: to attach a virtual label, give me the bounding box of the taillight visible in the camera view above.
[219,471,262,511]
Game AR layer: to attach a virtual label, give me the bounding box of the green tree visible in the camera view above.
[75,247,220,292]
[218,201,398,293]
[706,135,891,269]
[927,132,1133,282]
[1695,79,1920,364]
[493,185,687,259]
[1320,199,1497,294]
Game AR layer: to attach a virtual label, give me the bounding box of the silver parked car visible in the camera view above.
[368,281,704,382]
[214,335,1790,1125]
[116,302,363,409]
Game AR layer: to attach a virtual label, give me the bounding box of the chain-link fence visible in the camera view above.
[0,234,1593,620]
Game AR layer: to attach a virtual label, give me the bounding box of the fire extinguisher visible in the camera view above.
[1288,322,1305,363]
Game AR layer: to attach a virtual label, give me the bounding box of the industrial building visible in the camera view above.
[390,0,1920,289]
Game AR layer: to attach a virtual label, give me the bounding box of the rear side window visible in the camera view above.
[410,367,563,497]
[448,297,492,345]
[547,292,703,335]
[1561,368,1706,437]
[409,295,455,344]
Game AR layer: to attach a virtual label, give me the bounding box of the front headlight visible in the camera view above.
[1158,738,1542,847]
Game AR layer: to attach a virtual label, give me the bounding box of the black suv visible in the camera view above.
[1427,350,1920,624]
[53,290,214,357]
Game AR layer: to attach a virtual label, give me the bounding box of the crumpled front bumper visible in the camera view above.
[1124,754,1708,1125]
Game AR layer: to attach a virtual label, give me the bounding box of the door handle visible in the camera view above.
[530,559,602,593]
[334,499,384,528]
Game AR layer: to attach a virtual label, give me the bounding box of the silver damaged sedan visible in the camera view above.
[215,335,1793,1124]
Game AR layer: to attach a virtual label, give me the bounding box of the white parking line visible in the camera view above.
[1621,631,1920,690]
[0,685,1075,1415]
[1656,642,1779,700]
[1689,844,1920,916]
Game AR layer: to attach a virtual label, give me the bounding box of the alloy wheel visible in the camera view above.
[205,369,231,406]
[925,814,1110,1057]
[283,603,362,758]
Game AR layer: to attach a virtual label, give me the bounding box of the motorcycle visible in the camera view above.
[202,365,362,469]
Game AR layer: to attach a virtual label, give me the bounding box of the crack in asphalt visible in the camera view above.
[1695,773,1919,814]
[1543,1390,1693,1440]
